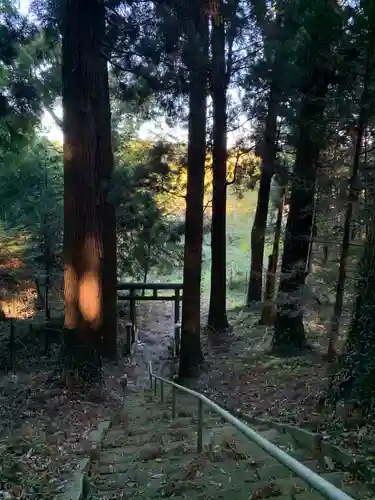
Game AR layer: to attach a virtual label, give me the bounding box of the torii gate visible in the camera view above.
[117,282,183,356]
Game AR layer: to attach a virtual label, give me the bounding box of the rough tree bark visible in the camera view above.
[327,210,375,413]
[247,170,275,305]
[327,26,374,361]
[208,2,230,333]
[62,0,116,380]
[272,67,330,354]
[42,160,51,321]
[179,6,208,377]
[98,38,117,360]
[259,185,285,325]
[247,88,278,304]
[101,203,117,359]
[247,11,282,305]
[306,186,318,276]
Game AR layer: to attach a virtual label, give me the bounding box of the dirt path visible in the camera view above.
[124,300,178,389]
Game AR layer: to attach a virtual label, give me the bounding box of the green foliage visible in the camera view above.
[0,137,63,281]
[0,0,42,151]
[0,135,186,283]
[111,139,185,279]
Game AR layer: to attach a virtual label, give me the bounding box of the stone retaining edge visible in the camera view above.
[59,419,112,500]
[235,411,374,487]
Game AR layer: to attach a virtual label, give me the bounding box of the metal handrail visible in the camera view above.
[148,361,354,500]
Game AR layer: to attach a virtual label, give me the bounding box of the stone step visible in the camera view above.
[98,439,198,464]
[88,391,373,500]
[106,415,196,438]
[104,419,225,449]
[103,421,310,468]
[92,439,360,492]
[88,465,334,500]
[204,424,311,463]
[121,393,223,426]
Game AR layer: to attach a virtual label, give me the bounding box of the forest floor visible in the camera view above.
[191,304,375,475]
[0,298,374,499]
[0,301,176,499]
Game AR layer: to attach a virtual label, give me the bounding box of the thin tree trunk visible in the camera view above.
[63,0,111,381]
[179,8,208,378]
[208,5,229,333]
[306,185,318,276]
[327,206,375,412]
[35,277,44,311]
[43,235,51,321]
[327,32,374,360]
[42,158,51,321]
[260,186,285,325]
[271,187,285,277]
[247,77,279,305]
[273,67,329,354]
[45,273,51,320]
[142,234,152,297]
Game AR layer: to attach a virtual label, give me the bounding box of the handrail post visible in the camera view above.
[172,386,176,419]
[148,361,153,391]
[154,378,157,395]
[129,287,136,343]
[174,288,180,326]
[197,399,203,453]
[125,323,132,355]
[147,361,356,500]
[174,323,181,356]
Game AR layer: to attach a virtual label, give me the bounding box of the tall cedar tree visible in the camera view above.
[247,9,282,305]
[273,1,343,353]
[247,72,280,304]
[179,3,209,377]
[327,16,375,360]
[63,0,117,381]
[260,185,285,324]
[329,208,375,413]
[98,46,117,361]
[207,0,230,332]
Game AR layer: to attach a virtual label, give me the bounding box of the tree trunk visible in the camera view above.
[45,273,51,321]
[327,26,374,362]
[35,277,44,311]
[306,186,318,276]
[273,68,329,354]
[328,208,375,412]
[208,7,229,333]
[42,158,51,321]
[101,203,117,359]
[63,0,113,381]
[98,41,117,360]
[179,8,208,378]
[259,186,285,325]
[43,235,51,321]
[248,171,274,304]
[247,78,279,305]
[142,235,152,297]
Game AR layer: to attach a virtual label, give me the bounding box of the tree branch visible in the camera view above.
[44,106,62,129]
[226,148,241,186]
[204,198,212,213]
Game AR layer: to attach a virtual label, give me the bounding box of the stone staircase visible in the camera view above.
[86,387,373,500]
